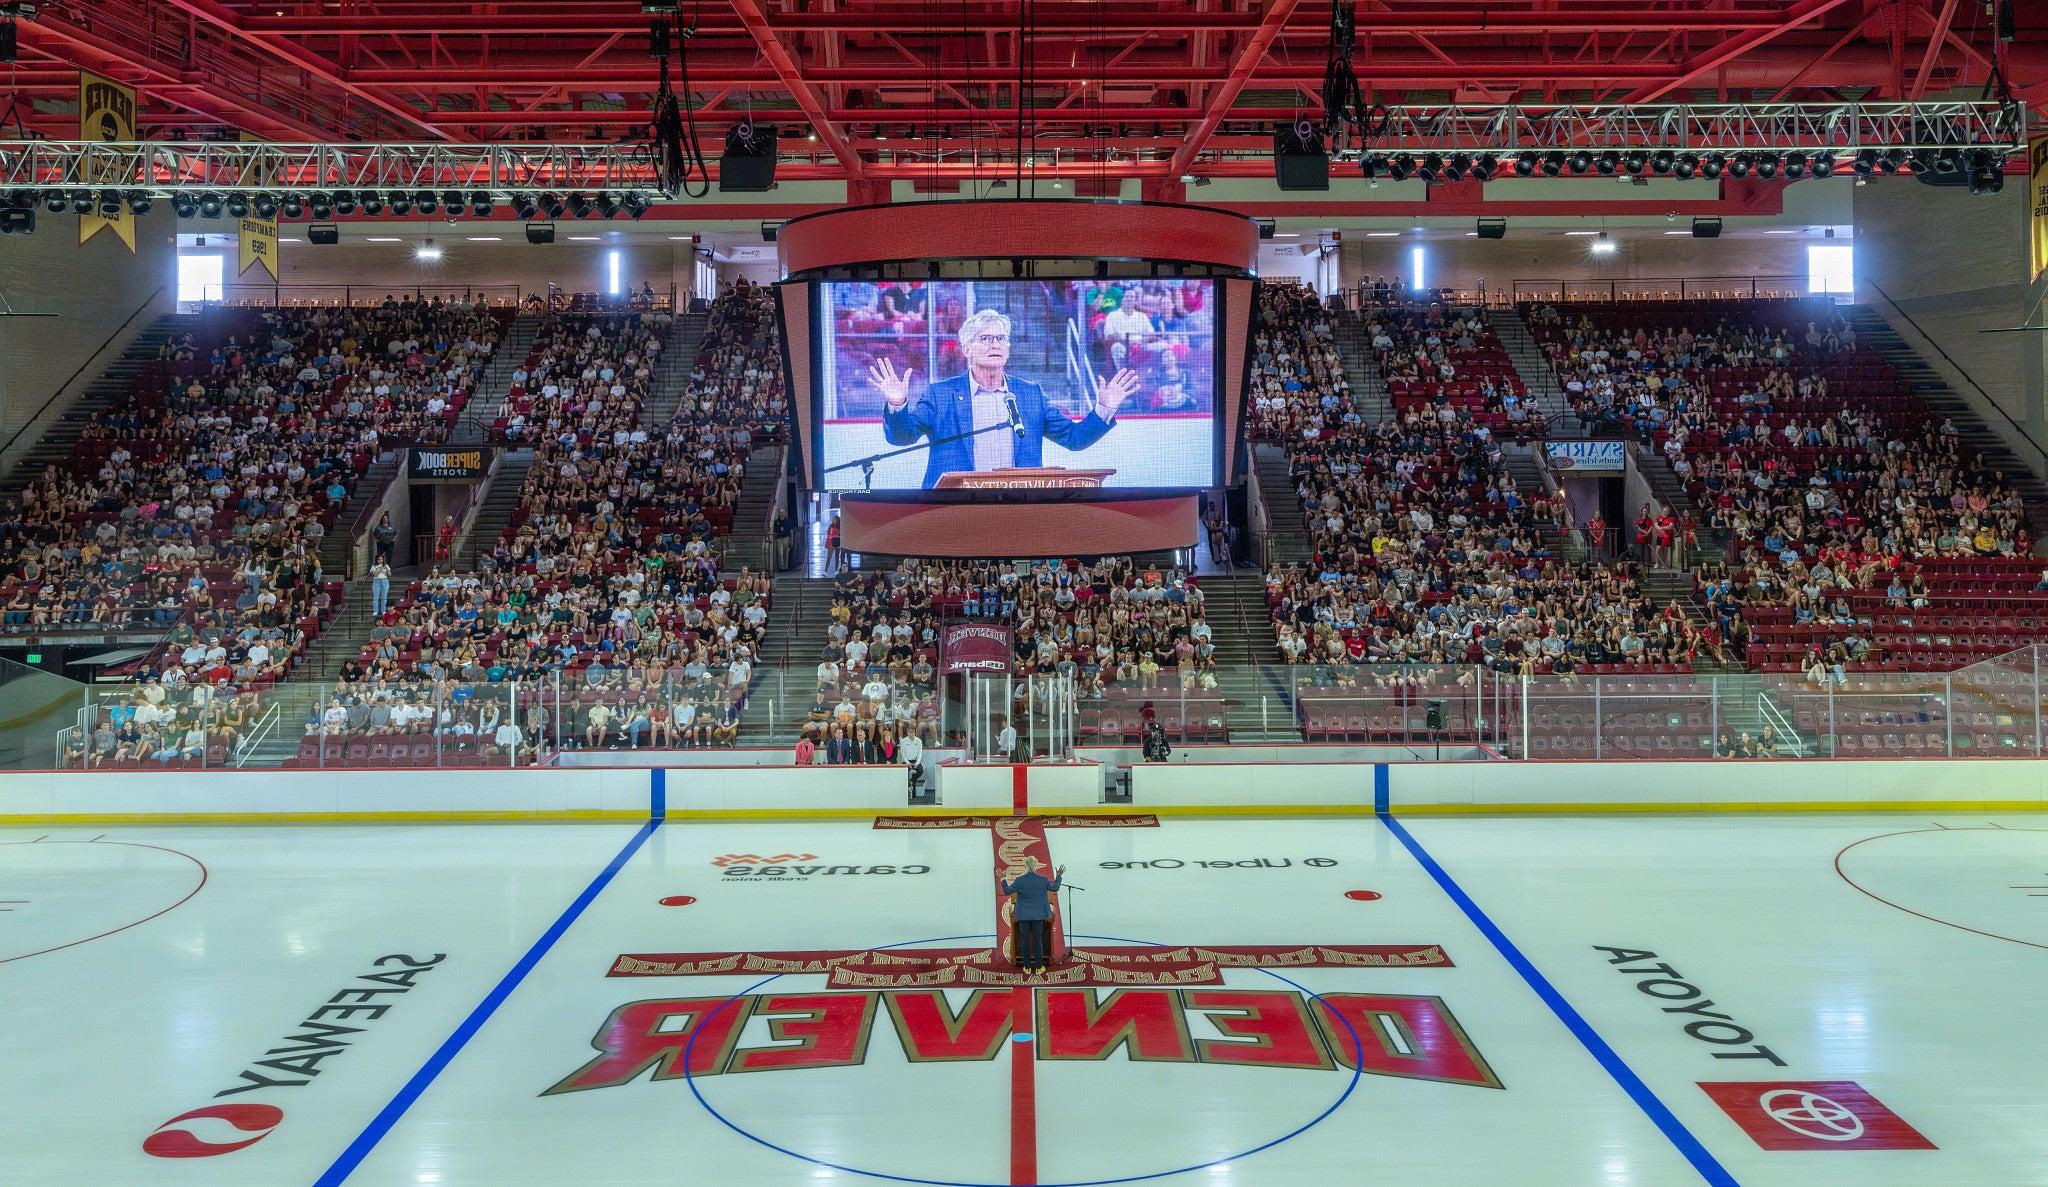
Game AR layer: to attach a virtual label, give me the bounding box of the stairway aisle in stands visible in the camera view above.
[1501,447,1588,562]
[737,574,840,743]
[727,447,786,572]
[1250,445,1313,568]
[641,309,707,428]
[1,313,186,497]
[1850,305,2048,551]
[1495,306,1580,434]
[453,311,541,445]
[1198,571,1302,741]
[453,452,535,568]
[1330,306,1394,423]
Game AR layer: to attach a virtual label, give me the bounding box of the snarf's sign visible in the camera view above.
[546,988,1500,1094]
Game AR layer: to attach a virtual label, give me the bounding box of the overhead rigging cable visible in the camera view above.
[650,7,711,198]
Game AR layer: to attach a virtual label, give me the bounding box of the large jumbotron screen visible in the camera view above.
[811,279,1222,492]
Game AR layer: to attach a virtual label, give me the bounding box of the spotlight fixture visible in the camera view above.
[1701,153,1726,179]
[172,193,197,218]
[1673,155,1697,180]
[70,189,92,214]
[252,192,277,219]
[440,190,463,212]
[469,192,493,216]
[1880,149,1904,175]
[1852,149,1877,176]
[1783,156,1806,180]
[96,190,122,217]
[126,191,152,215]
[542,193,566,218]
[568,193,593,218]
[513,195,538,220]
[1622,151,1647,175]
[312,192,337,219]
[1512,155,1534,177]
[387,193,411,215]
[1754,155,1779,179]
[1417,153,1443,183]
[197,192,224,218]
[1808,154,1833,178]
[1568,150,1593,175]
[1590,231,1617,256]
[1471,155,1497,181]
[1650,150,1674,175]
[1596,151,1619,176]
[1966,149,2004,194]
[1540,151,1563,177]
[1388,153,1414,181]
[594,192,620,219]
[334,192,356,215]
[622,192,651,218]
[280,194,305,219]
[1728,154,1753,179]
[360,192,384,216]
[414,238,442,261]
[1933,149,1961,176]
[414,190,438,215]
[1358,155,1381,179]
[44,192,65,214]
[224,193,249,219]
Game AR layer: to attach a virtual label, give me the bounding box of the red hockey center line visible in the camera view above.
[1012,764,1029,816]
[1009,985,1038,1186]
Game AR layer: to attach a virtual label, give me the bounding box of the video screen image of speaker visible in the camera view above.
[812,278,1223,492]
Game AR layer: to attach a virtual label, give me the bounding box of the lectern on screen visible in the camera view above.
[811,278,1222,493]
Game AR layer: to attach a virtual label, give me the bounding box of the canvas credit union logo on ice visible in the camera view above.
[1699,1080,1936,1150]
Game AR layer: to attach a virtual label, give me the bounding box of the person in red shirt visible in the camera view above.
[1634,504,1653,560]
[1654,509,1677,567]
[1587,512,1607,557]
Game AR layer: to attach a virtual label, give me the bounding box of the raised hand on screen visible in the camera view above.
[1095,368,1142,419]
[867,358,915,409]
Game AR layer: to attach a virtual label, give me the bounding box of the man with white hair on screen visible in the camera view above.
[869,308,1142,489]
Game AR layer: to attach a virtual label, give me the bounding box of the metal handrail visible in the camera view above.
[1510,276,1807,303]
[1863,279,2048,470]
[0,283,167,466]
[236,701,283,769]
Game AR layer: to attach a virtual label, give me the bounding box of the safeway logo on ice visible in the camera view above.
[711,853,818,867]
[142,1104,285,1159]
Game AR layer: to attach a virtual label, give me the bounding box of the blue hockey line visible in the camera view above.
[312,819,662,1186]
[651,766,667,820]
[1376,811,1739,1187]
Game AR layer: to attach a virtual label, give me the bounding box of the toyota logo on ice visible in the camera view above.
[1759,1089,1865,1142]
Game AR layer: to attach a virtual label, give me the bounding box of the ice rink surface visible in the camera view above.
[3,810,2044,1186]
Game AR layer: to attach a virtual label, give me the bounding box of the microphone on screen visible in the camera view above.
[1003,392,1025,436]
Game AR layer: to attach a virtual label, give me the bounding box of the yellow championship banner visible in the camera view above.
[239,133,278,279]
[78,72,137,252]
[2031,136,2048,281]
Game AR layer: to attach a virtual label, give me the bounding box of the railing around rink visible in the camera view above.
[23,645,2048,769]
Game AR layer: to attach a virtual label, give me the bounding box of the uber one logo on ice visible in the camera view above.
[141,954,447,1159]
[1099,857,1339,871]
[714,854,931,881]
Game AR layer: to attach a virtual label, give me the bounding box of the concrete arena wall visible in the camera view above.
[0,757,2044,823]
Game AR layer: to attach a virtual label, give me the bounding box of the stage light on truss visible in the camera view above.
[1567,150,1592,175]
[1416,153,1443,182]
[360,192,384,215]
[1445,153,1470,180]
[513,194,538,220]
[469,192,494,216]
[440,190,463,213]
[1701,153,1726,179]
[171,193,197,218]
[1673,155,1697,180]
[334,192,356,215]
[567,193,593,218]
[1358,154,1380,179]
[1471,154,1497,180]
[1754,154,1779,179]
[1622,151,1647,175]
[44,191,66,214]
[95,190,121,217]
[1880,149,1904,174]
[1967,149,2004,194]
[1512,155,1534,177]
[542,192,566,218]
[386,190,411,214]
[1650,150,1674,175]
[282,194,306,218]
[224,193,249,219]
[622,192,651,218]
[197,191,224,218]
[1852,149,1878,176]
[251,192,277,218]
[69,189,92,214]
[1783,155,1807,180]
[415,190,438,214]
[125,191,151,215]
[1596,151,1618,176]
[1389,153,1415,180]
[1540,151,1563,177]
[309,192,333,219]
[594,192,620,219]
[1728,153,1752,179]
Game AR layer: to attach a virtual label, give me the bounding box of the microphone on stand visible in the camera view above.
[1003,391,1025,436]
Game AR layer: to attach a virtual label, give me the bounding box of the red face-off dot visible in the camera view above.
[1344,890,1382,902]
[659,895,697,907]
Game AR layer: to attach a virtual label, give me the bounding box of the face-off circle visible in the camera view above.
[0,839,207,965]
[679,931,1368,1187]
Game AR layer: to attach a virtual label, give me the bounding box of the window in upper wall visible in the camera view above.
[1807,244,1853,296]
[176,254,225,306]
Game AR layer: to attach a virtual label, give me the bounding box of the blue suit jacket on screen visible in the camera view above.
[881,373,1113,489]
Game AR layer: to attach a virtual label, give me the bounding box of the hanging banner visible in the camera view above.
[2031,136,2048,281]
[78,72,137,252]
[239,133,278,279]
[939,622,1014,674]
[1543,440,1626,473]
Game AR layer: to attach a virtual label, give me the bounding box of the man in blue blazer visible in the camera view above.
[870,309,1142,489]
[1000,856,1066,974]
